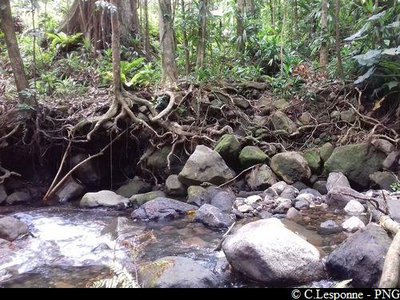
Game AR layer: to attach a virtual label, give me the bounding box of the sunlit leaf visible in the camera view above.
[353,50,382,66]
[354,67,376,85]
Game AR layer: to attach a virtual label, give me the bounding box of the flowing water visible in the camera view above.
[0,205,346,288]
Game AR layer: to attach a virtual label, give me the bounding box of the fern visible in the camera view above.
[89,261,140,288]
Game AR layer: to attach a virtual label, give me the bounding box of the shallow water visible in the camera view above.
[0,205,344,288]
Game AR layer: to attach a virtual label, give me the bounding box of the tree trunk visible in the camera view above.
[181,0,191,75]
[0,0,32,105]
[60,0,140,50]
[320,0,329,75]
[196,0,208,70]
[236,0,245,53]
[334,0,344,79]
[110,0,121,98]
[159,0,178,87]
[269,0,275,29]
[143,0,151,58]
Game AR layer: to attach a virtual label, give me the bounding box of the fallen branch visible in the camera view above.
[0,165,21,184]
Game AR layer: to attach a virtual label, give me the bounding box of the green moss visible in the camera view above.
[239,146,268,169]
[214,134,241,163]
[303,149,321,172]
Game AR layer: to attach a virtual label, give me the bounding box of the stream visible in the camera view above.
[0,205,346,288]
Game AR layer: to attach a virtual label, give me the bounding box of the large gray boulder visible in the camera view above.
[326,186,367,208]
[210,189,235,213]
[326,223,391,287]
[79,190,129,208]
[178,145,235,186]
[139,256,217,288]
[245,164,277,190]
[326,172,351,192]
[195,204,234,228]
[222,218,325,285]
[53,176,85,203]
[165,175,187,197]
[270,152,311,184]
[324,143,386,188]
[0,216,29,241]
[131,197,197,221]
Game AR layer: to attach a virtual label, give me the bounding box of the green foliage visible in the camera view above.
[89,262,140,288]
[391,182,400,192]
[47,32,83,52]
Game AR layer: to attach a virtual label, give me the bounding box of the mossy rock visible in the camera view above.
[214,134,241,165]
[324,143,386,188]
[320,143,334,162]
[239,146,268,169]
[303,149,321,172]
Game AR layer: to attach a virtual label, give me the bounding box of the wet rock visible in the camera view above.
[70,153,100,187]
[295,199,310,210]
[214,134,241,165]
[344,200,365,216]
[0,184,7,204]
[320,143,334,162]
[326,186,366,208]
[286,207,300,219]
[139,256,217,288]
[165,175,187,197]
[52,176,85,203]
[259,211,273,219]
[101,217,144,240]
[293,181,308,191]
[238,146,268,169]
[195,204,234,228]
[370,171,399,191]
[210,189,235,213]
[237,204,252,213]
[326,223,391,287]
[342,216,365,232]
[6,191,30,205]
[303,149,321,172]
[281,185,299,201]
[300,188,321,197]
[269,181,288,195]
[271,152,311,184]
[179,145,235,186]
[245,195,263,206]
[131,197,197,221]
[324,143,386,188]
[273,197,292,214]
[371,138,395,155]
[383,151,400,170]
[0,216,29,241]
[80,190,129,208]
[318,220,342,235]
[313,181,328,195]
[387,194,400,223]
[326,172,351,192]
[115,177,151,198]
[129,190,166,206]
[271,111,298,134]
[245,164,277,190]
[187,186,206,206]
[222,218,325,285]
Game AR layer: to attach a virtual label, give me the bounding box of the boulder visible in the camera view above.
[387,194,400,223]
[320,143,334,162]
[178,145,235,186]
[0,216,29,241]
[324,143,386,188]
[52,176,85,203]
[214,134,241,165]
[270,152,311,184]
[295,199,310,210]
[6,191,30,205]
[286,207,300,220]
[325,186,366,208]
[0,184,7,204]
[281,185,299,201]
[371,138,395,155]
[326,172,351,192]
[238,146,268,169]
[115,177,151,198]
[131,197,197,221]
[139,256,217,288]
[313,180,328,195]
[129,190,166,206]
[299,112,313,125]
[187,186,206,206]
[165,175,187,197]
[210,189,235,213]
[79,190,129,208]
[303,149,321,172]
[245,164,277,190]
[383,151,400,170]
[344,200,365,216]
[222,218,325,285]
[101,217,144,240]
[370,171,399,191]
[195,204,234,228]
[271,111,297,134]
[326,223,391,287]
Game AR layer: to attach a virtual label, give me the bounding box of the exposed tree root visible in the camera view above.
[0,165,21,184]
